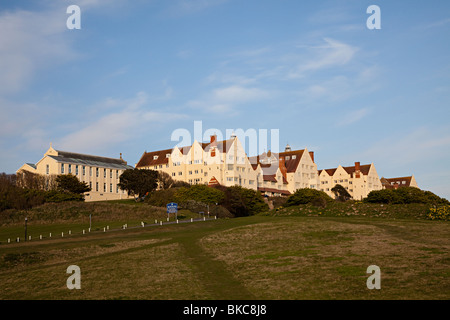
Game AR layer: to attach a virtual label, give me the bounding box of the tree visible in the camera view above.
[56,174,91,194]
[118,169,158,200]
[331,184,352,202]
[157,171,174,190]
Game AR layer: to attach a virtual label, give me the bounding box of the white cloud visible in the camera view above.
[288,38,358,78]
[57,92,187,153]
[336,108,370,127]
[187,85,271,114]
[0,7,78,95]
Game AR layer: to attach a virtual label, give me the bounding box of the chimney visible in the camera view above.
[210,134,216,143]
[309,151,314,163]
[285,144,291,152]
[355,161,361,178]
[279,156,287,181]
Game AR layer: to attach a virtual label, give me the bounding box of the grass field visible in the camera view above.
[0,204,449,300]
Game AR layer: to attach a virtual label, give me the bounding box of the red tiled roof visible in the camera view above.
[318,164,371,177]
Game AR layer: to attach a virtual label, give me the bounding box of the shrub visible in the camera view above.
[175,184,225,206]
[365,187,449,205]
[427,205,450,221]
[215,185,269,217]
[286,188,333,207]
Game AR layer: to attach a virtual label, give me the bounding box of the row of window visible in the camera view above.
[88,182,123,194]
[58,163,121,179]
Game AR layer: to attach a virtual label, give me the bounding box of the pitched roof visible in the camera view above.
[137,139,236,168]
[319,164,371,177]
[342,164,371,176]
[49,150,132,170]
[135,148,172,167]
[381,176,413,188]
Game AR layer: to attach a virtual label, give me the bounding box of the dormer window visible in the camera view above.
[292,155,296,159]
[285,156,290,160]
[166,153,170,158]
[153,155,158,160]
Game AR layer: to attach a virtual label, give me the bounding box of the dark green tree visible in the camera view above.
[331,184,352,202]
[118,169,158,200]
[56,174,91,194]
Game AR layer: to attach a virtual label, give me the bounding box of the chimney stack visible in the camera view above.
[210,134,216,143]
[355,162,361,178]
[279,156,287,181]
[309,151,314,163]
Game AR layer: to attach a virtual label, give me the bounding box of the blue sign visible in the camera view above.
[166,202,178,214]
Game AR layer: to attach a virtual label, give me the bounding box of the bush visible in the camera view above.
[175,184,225,206]
[286,188,333,207]
[146,188,179,207]
[364,187,449,205]
[427,205,450,221]
[215,185,269,217]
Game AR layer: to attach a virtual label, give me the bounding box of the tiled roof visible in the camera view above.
[381,176,413,188]
[137,139,236,168]
[50,150,132,170]
[319,164,371,177]
[135,148,172,167]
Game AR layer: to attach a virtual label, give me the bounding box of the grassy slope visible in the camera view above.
[0,205,449,300]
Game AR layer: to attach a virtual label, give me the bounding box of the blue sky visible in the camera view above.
[1,0,449,199]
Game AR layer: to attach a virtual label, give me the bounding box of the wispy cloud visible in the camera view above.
[288,38,358,78]
[0,7,78,95]
[57,92,187,153]
[336,108,370,127]
[187,85,272,114]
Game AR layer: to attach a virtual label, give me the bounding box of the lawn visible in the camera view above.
[0,212,448,300]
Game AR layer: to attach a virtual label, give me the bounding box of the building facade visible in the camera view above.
[136,136,319,197]
[17,145,134,201]
[318,162,383,200]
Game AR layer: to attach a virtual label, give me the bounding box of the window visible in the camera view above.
[96,168,99,177]
[75,165,79,175]
[178,172,182,176]
[227,164,233,170]
[68,164,72,174]
[104,169,106,178]
[172,172,176,177]
[104,183,106,192]
[249,180,254,185]
[116,170,119,179]
[89,182,92,189]
[96,182,98,191]
[116,185,119,193]
[110,184,113,193]
[89,167,92,176]
[189,171,192,175]
[166,153,170,158]
[82,166,86,176]
[153,155,158,160]
[46,165,49,175]
[110,170,112,179]
[159,165,162,169]
[292,155,296,159]
[194,170,199,174]
[227,177,233,182]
